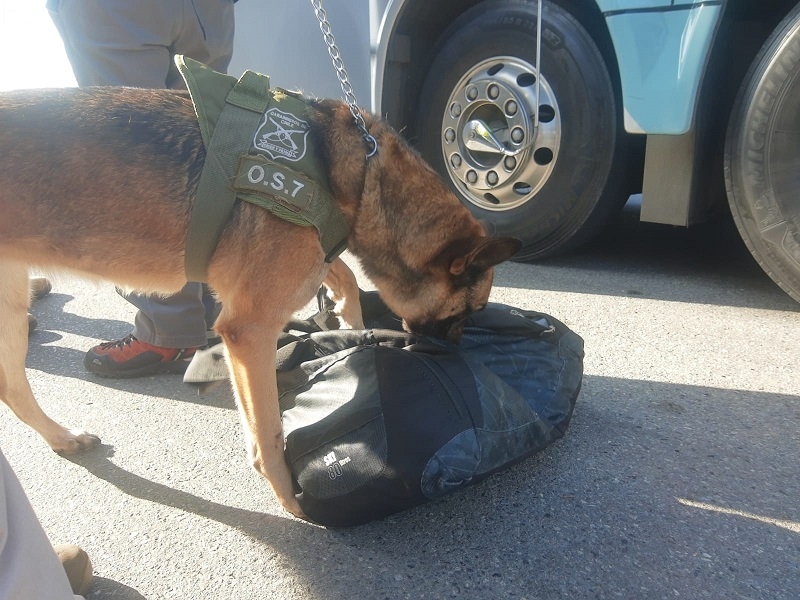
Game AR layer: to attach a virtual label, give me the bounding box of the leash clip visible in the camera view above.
[364,134,378,158]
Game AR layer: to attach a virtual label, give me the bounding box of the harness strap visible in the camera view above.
[182,65,270,282]
[179,56,350,283]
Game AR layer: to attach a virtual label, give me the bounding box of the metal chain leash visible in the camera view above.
[311,0,378,158]
[534,0,542,129]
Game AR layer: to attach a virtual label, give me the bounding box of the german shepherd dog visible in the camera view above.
[0,86,520,518]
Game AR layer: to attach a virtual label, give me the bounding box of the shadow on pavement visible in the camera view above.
[69,372,800,599]
[496,201,799,312]
[68,443,320,533]
[295,373,799,599]
[25,325,235,409]
[28,292,132,340]
[87,577,147,600]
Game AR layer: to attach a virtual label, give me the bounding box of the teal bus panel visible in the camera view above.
[601,1,723,134]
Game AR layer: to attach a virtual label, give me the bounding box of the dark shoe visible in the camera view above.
[29,276,52,300]
[27,312,37,335]
[53,543,93,596]
[84,334,200,378]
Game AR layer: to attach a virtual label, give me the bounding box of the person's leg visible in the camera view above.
[120,0,235,348]
[0,447,85,599]
[49,0,180,88]
[128,283,209,348]
[83,284,211,377]
[159,0,235,345]
[49,0,233,375]
[165,0,236,88]
[112,0,236,357]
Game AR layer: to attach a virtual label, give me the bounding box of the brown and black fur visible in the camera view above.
[0,86,519,518]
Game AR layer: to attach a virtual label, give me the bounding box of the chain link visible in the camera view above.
[311,0,378,157]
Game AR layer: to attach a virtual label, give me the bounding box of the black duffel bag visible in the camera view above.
[271,292,584,527]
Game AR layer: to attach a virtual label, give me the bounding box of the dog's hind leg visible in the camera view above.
[0,261,100,454]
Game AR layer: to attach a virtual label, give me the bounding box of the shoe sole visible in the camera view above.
[84,357,194,379]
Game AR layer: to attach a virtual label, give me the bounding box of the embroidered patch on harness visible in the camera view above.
[253,107,310,163]
[233,154,316,212]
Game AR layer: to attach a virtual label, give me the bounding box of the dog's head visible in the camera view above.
[374,235,522,343]
[307,99,522,341]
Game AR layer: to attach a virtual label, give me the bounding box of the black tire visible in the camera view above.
[724,2,800,303]
[415,0,629,260]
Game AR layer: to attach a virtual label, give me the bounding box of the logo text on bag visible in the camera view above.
[323,451,351,480]
[254,107,310,162]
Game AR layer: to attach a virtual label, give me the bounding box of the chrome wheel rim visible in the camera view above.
[440,57,561,211]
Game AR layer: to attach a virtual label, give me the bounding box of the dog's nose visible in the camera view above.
[403,317,464,343]
[445,320,464,344]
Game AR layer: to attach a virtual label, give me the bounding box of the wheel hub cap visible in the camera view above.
[441,57,561,211]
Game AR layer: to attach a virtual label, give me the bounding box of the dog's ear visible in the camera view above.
[448,237,522,275]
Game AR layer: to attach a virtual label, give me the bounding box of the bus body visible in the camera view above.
[231,1,800,303]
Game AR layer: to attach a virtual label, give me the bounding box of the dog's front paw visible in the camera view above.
[246,439,308,521]
[52,429,101,455]
[280,496,310,521]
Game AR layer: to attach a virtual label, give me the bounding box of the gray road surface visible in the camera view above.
[4,205,799,599]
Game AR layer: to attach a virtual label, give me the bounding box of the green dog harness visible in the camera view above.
[176,55,350,283]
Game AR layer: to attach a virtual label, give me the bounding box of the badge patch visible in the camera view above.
[253,107,310,162]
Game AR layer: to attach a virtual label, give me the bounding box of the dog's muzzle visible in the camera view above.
[404,317,465,344]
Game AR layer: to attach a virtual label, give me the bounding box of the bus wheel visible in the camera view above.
[725,3,800,304]
[415,0,630,260]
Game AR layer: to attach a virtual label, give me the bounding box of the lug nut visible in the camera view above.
[451,154,462,168]
[487,171,499,186]
[466,170,478,184]
[511,127,525,143]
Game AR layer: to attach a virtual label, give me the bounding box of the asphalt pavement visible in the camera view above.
[4,203,799,599]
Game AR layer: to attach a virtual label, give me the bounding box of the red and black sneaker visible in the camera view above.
[84,334,200,378]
